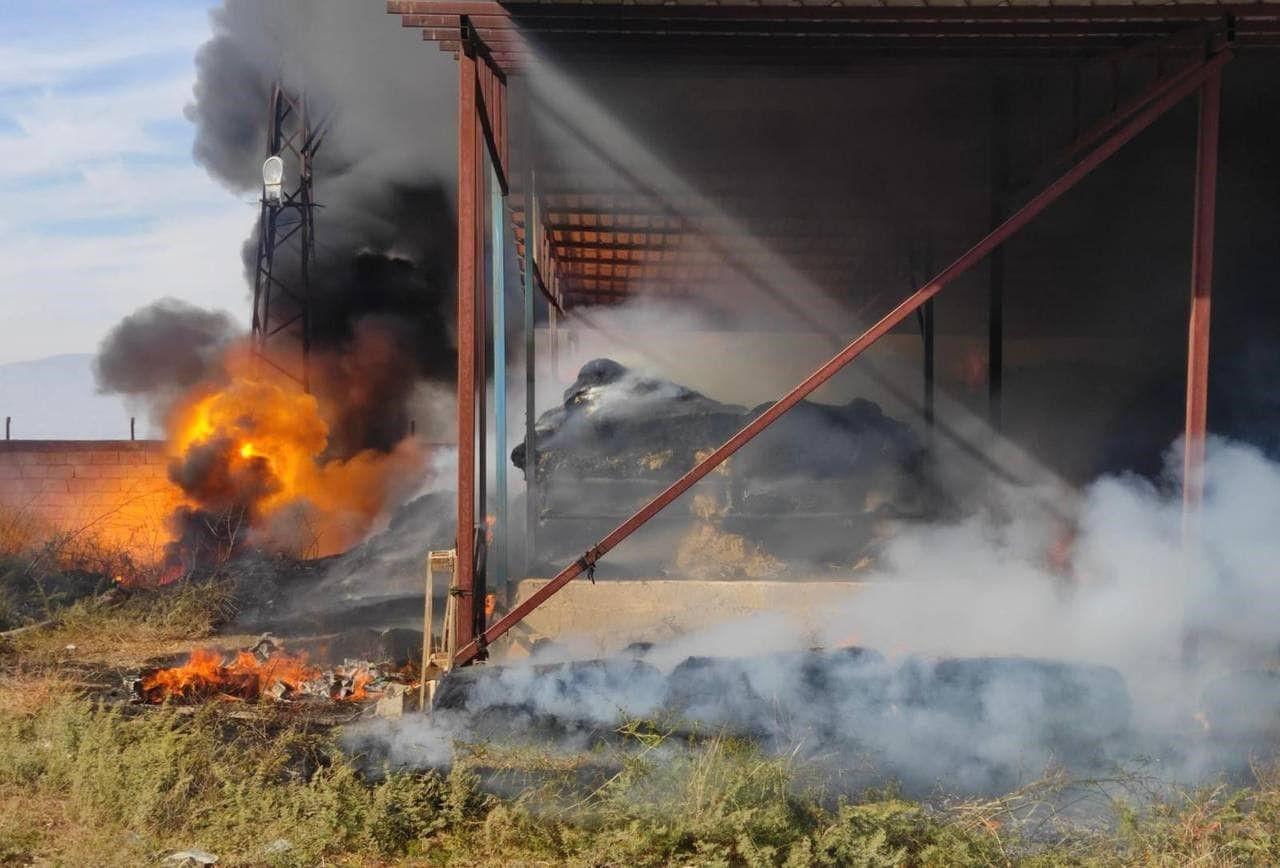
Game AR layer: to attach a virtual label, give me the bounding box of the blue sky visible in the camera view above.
[0,0,250,365]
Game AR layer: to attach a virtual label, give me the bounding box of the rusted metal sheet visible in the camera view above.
[452,48,1232,666]
[454,45,479,651]
[1183,69,1221,515]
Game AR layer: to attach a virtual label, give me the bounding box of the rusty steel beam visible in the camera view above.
[1183,69,1221,516]
[390,1,1278,24]
[472,43,510,192]
[435,35,1158,53]
[1058,46,1214,166]
[452,47,1232,666]
[454,45,479,651]
[413,18,1180,37]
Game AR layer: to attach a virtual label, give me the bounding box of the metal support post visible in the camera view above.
[454,47,479,651]
[524,171,539,578]
[989,73,1010,429]
[451,47,1231,668]
[474,135,489,648]
[922,300,935,432]
[491,161,509,603]
[1183,69,1221,517]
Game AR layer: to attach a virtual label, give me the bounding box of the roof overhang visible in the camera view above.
[389,1,1280,71]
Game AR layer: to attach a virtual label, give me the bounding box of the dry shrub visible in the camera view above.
[0,696,487,866]
[0,507,148,631]
[0,506,45,558]
[3,695,1280,866]
[8,578,238,666]
[0,665,72,716]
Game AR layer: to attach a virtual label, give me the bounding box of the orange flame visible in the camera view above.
[139,647,319,704]
[165,345,424,558]
[344,670,377,702]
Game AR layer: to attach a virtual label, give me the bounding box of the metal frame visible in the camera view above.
[420,4,1234,664]
[1183,67,1222,515]
[251,84,322,390]
[450,46,1231,666]
[389,1,1280,66]
[454,26,513,654]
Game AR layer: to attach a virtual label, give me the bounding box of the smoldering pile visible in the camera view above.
[419,648,1131,794]
[222,489,456,633]
[355,646,1280,797]
[517,359,940,577]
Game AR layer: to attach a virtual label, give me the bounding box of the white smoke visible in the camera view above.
[347,438,1280,794]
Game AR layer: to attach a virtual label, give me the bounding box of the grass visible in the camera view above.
[7,691,1280,866]
[5,525,1280,865]
[0,694,1004,867]
[3,578,241,669]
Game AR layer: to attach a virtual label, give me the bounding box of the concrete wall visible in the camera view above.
[0,441,182,560]
[511,578,885,657]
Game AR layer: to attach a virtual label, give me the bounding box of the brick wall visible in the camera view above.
[0,441,182,561]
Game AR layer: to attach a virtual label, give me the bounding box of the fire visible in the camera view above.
[164,345,423,560]
[348,670,375,701]
[139,647,320,704]
[138,648,387,704]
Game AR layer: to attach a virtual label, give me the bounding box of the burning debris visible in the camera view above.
[134,639,412,707]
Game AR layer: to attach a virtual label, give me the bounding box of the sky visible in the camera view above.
[0,0,249,367]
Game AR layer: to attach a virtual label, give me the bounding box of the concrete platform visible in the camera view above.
[509,577,876,656]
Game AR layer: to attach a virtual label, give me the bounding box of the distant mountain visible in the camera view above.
[0,354,159,440]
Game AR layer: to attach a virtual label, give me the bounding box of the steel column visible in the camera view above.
[453,47,1231,667]
[491,160,509,602]
[524,168,540,577]
[454,46,479,651]
[989,74,1010,429]
[922,299,935,432]
[474,121,488,647]
[1183,69,1221,516]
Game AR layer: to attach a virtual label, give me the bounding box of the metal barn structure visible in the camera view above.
[384,0,1280,665]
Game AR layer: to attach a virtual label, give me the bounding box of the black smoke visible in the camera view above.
[94,299,237,411]
[100,0,459,458]
[164,437,282,567]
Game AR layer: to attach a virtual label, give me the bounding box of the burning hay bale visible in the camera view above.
[514,359,931,576]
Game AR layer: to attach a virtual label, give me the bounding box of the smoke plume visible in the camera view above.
[348,439,1280,796]
[93,299,238,418]
[89,1,464,568]
[100,0,459,457]
[186,0,458,456]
